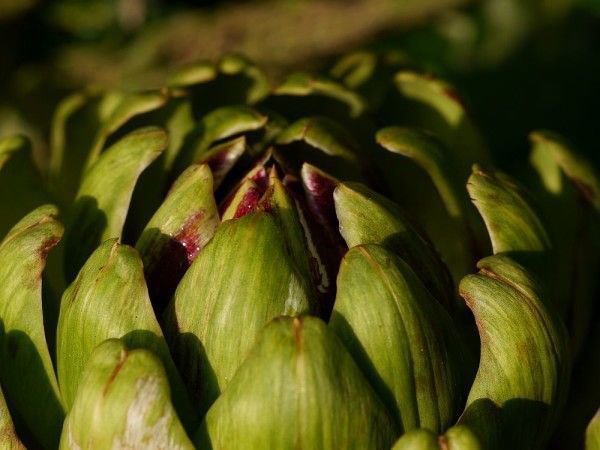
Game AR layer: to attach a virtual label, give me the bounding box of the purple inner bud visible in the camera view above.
[174,211,206,263]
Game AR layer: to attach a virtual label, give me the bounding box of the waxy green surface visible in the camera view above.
[196,316,398,450]
[331,244,466,433]
[170,211,314,416]
[60,339,193,450]
[459,161,570,450]
[57,239,196,428]
[334,181,454,308]
[0,205,64,449]
[460,256,569,450]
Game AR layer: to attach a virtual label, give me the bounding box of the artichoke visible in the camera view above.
[0,53,598,450]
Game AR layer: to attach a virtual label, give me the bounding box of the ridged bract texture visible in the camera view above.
[195,316,398,450]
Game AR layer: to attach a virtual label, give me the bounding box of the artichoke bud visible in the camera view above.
[57,239,196,429]
[333,180,455,309]
[587,410,600,450]
[0,385,25,450]
[136,163,219,312]
[168,211,314,416]
[64,127,167,281]
[0,205,64,450]
[195,316,398,450]
[60,339,194,450]
[330,244,467,433]
[459,253,570,450]
[391,425,482,450]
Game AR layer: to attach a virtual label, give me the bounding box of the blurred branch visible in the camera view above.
[56,0,470,88]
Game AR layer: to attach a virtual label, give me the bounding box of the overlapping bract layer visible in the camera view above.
[0,53,598,450]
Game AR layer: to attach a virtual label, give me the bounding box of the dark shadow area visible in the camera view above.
[259,92,377,150]
[51,96,107,204]
[177,331,218,420]
[457,15,600,170]
[136,227,191,315]
[41,272,59,361]
[276,138,367,183]
[170,120,209,179]
[0,320,64,449]
[550,317,600,450]
[122,152,169,245]
[460,396,552,450]
[458,398,503,450]
[164,322,218,420]
[381,231,455,310]
[378,7,600,171]
[193,420,213,450]
[186,74,258,120]
[63,195,107,282]
[328,311,404,431]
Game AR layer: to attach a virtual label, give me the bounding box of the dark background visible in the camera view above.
[1,0,599,170]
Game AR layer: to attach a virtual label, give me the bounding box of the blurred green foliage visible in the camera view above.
[0,0,598,170]
[374,0,600,170]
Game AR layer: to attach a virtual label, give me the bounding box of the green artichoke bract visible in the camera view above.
[195,316,397,449]
[330,244,466,433]
[0,51,598,449]
[0,205,64,449]
[60,339,194,450]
